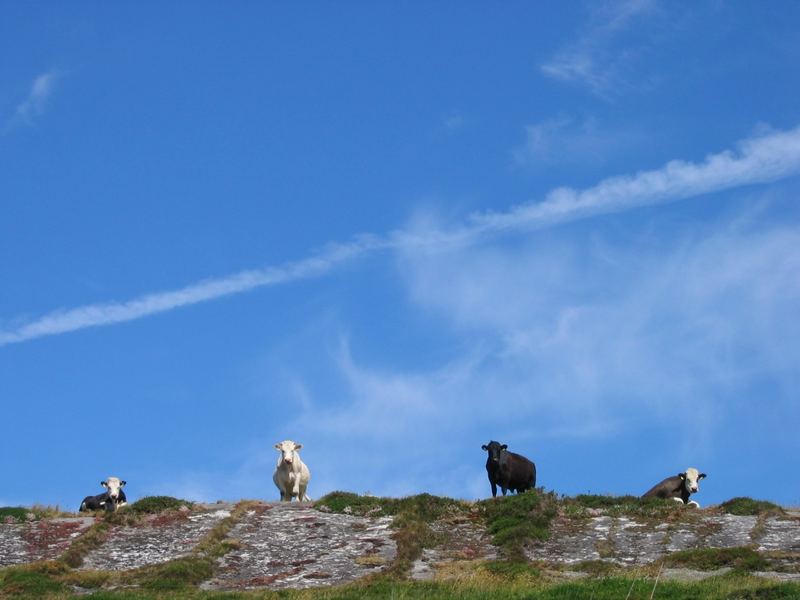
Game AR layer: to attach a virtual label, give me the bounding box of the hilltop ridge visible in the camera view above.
[1,492,799,598]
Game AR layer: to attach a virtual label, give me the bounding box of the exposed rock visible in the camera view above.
[660,567,731,581]
[758,517,800,552]
[203,502,396,590]
[80,507,233,571]
[526,511,800,567]
[0,517,94,567]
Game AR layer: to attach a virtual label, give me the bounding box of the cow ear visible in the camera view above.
[501,444,508,450]
[120,481,127,487]
[678,472,686,480]
[101,481,108,488]
[699,473,707,480]
[294,443,303,450]
[274,443,281,449]
[481,445,488,450]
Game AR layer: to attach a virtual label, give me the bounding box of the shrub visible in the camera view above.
[0,507,28,523]
[127,496,193,514]
[721,497,784,516]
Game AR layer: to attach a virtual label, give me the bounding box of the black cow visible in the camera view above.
[79,477,127,512]
[642,467,706,507]
[481,440,536,498]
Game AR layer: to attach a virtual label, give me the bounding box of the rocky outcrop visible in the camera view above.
[1,502,798,590]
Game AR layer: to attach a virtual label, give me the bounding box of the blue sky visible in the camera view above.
[1,1,799,509]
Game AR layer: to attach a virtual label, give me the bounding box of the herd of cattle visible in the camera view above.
[79,439,707,512]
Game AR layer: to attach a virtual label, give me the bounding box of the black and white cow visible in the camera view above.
[642,468,707,507]
[79,477,127,512]
[481,440,536,498]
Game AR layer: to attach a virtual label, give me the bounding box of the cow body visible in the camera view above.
[643,468,706,507]
[79,477,127,512]
[273,440,311,502]
[482,440,536,498]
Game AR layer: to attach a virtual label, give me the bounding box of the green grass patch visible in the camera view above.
[0,564,66,597]
[478,490,558,561]
[127,496,194,514]
[664,546,771,572]
[138,556,213,591]
[0,507,28,523]
[480,559,541,579]
[60,520,112,568]
[0,505,71,523]
[720,497,784,517]
[561,494,694,524]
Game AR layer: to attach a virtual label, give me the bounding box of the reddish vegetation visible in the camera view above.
[21,521,84,559]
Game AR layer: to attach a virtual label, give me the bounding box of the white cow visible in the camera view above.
[273,440,311,502]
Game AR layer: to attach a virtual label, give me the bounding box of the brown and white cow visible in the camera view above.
[273,440,311,502]
[79,477,127,512]
[642,467,707,507]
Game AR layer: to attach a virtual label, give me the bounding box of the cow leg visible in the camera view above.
[490,482,497,498]
[501,486,508,496]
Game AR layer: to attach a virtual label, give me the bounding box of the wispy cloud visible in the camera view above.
[7,71,59,128]
[2,125,800,347]
[540,0,659,96]
[512,114,641,166]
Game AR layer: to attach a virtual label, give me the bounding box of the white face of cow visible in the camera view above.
[102,477,125,500]
[681,468,706,494]
[275,440,302,465]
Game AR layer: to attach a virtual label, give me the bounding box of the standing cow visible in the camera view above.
[273,440,311,502]
[481,440,536,498]
[642,467,707,507]
[79,477,127,512]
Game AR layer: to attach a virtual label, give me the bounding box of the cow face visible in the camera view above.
[679,468,706,494]
[481,441,508,464]
[275,440,303,465]
[101,477,126,501]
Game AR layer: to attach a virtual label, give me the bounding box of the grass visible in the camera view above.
[663,547,771,572]
[59,520,113,568]
[0,505,70,523]
[1,573,799,599]
[562,494,689,521]
[478,490,558,561]
[0,507,27,523]
[720,497,785,517]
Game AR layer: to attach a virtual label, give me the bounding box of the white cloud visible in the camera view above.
[540,0,659,96]
[284,209,800,496]
[7,71,59,128]
[2,125,800,347]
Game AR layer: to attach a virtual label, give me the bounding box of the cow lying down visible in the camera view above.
[79,477,127,512]
[642,468,706,507]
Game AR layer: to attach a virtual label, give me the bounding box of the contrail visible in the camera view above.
[3,125,800,347]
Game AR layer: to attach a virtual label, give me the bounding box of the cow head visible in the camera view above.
[678,468,706,494]
[481,441,508,464]
[275,440,303,465]
[101,477,126,502]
